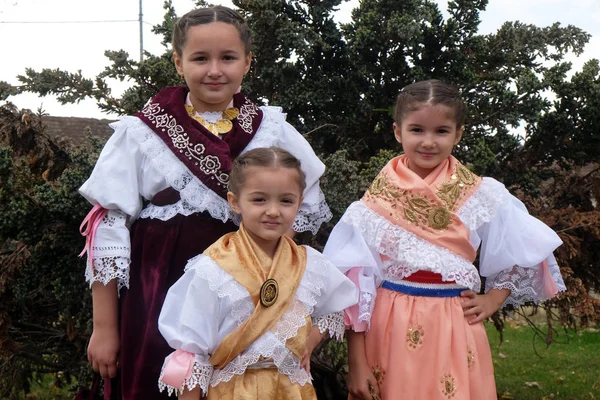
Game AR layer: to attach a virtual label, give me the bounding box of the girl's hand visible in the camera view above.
[347,331,380,400]
[347,359,381,400]
[87,325,120,379]
[300,325,327,374]
[461,288,511,324]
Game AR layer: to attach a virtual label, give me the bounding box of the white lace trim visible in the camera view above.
[357,291,374,329]
[458,178,509,231]
[293,190,332,234]
[85,256,130,292]
[158,355,213,397]
[131,112,330,233]
[342,201,481,325]
[486,263,566,308]
[312,312,345,341]
[184,248,329,387]
[343,202,481,290]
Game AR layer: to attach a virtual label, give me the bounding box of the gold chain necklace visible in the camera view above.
[185,104,240,136]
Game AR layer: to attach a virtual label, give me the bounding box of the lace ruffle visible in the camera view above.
[187,249,329,387]
[85,256,130,292]
[458,178,509,231]
[357,291,374,328]
[293,190,332,234]
[342,202,481,292]
[313,312,345,341]
[158,355,213,397]
[485,263,566,308]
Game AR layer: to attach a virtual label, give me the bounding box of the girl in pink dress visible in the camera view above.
[324,80,565,400]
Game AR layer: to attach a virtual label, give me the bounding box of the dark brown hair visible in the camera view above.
[228,147,307,194]
[172,6,252,56]
[394,80,467,128]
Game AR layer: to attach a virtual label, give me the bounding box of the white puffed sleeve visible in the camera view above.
[301,247,358,341]
[272,112,332,234]
[477,194,565,306]
[157,258,223,396]
[323,216,384,332]
[78,117,168,290]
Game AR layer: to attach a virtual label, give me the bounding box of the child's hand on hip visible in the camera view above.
[87,325,120,379]
[460,288,511,324]
[300,324,327,374]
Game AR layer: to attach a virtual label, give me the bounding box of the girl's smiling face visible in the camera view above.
[227,166,303,256]
[174,22,251,112]
[394,103,463,179]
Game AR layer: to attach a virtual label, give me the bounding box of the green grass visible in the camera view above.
[487,322,600,400]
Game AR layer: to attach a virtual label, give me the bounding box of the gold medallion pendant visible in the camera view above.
[260,278,279,307]
[185,104,239,136]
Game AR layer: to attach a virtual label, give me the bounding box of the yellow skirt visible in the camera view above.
[352,288,497,400]
[207,368,316,400]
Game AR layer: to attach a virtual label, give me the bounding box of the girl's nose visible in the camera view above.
[266,204,279,216]
[422,133,435,147]
[207,60,222,77]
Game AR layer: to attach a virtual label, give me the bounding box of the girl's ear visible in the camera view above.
[244,52,253,75]
[173,52,184,77]
[393,122,402,144]
[454,126,464,145]
[227,192,241,214]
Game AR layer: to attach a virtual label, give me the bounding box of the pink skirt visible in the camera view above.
[355,287,497,400]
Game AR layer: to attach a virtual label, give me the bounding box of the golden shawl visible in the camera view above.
[205,224,310,369]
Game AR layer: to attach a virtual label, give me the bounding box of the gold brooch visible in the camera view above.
[260,278,278,307]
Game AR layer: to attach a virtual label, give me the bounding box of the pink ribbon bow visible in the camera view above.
[79,204,109,265]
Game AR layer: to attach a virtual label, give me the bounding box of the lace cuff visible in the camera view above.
[485,262,566,308]
[293,190,333,235]
[313,312,345,341]
[158,357,213,397]
[85,256,130,292]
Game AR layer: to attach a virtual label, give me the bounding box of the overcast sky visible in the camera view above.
[1,0,599,119]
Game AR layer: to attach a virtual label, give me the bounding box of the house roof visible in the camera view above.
[41,115,116,146]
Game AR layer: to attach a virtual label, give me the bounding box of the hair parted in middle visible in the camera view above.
[172,5,252,56]
[228,147,307,195]
[394,80,467,129]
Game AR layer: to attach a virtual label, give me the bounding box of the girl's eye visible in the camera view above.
[223,55,237,61]
[252,198,265,203]
[437,130,449,134]
[281,199,294,204]
[410,128,423,133]
[193,56,207,62]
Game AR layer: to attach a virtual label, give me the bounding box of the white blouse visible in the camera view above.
[157,246,358,396]
[323,177,565,329]
[79,108,332,291]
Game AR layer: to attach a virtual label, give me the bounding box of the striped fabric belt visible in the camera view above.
[382,271,468,298]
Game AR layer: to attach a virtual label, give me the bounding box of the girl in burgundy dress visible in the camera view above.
[78,6,331,400]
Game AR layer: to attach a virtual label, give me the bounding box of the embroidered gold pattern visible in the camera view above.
[373,365,386,385]
[365,163,479,232]
[406,324,425,349]
[436,164,478,209]
[467,348,475,368]
[440,374,456,398]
